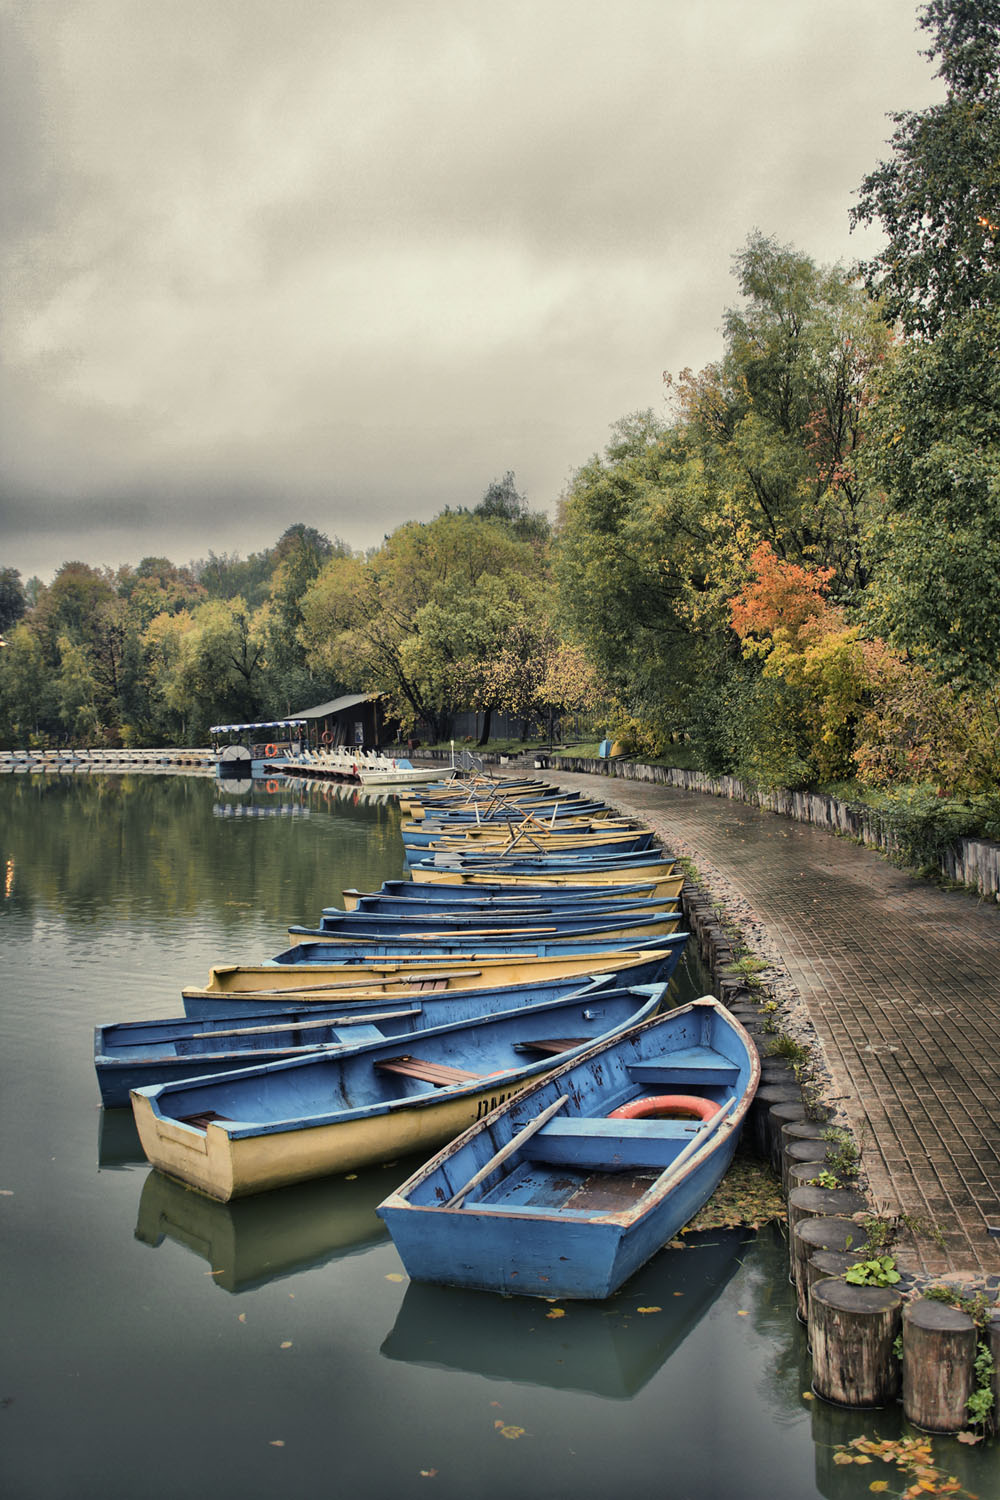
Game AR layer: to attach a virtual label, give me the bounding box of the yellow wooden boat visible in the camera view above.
[181,948,678,1008]
[132,983,666,1199]
[410,867,684,899]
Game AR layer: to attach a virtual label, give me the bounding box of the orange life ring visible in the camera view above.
[265,779,279,793]
[608,1094,720,1122]
[321,730,333,744]
[265,743,278,758]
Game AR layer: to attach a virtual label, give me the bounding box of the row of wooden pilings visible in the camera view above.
[680,878,1000,1434]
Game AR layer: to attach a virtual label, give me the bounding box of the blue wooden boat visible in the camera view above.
[414,845,672,869]
[347,891,682,921]
[269,931,688,964]
[404,841,662,869]
[288,898,681,940]
[401,822,644,846]
[376,997,759,1300]
[341,879,670,909]
[94,974,629,1107]
[282,911,682,949]
[401,801,612,825]
[131,983,668,1200]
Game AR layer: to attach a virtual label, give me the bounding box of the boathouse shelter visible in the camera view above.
[291,693,395,750]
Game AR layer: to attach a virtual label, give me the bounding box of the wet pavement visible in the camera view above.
[546,771,1000,1278]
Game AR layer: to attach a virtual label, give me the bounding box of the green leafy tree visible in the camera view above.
[851,0,1000,335]
[0,568,26,632]
[555,410,718,742]
[55,635,100,741]
[0,622,52,743]
[673,233,889,591]
[300,511,548,739]
[861,310,1000,688]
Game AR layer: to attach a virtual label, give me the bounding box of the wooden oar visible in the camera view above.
[649,1098,737,1196]
[445,1094,570,1208]
[180,1007,423,1041]
[192,967,487,998]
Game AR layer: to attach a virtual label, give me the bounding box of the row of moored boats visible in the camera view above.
[96,774,759,1299]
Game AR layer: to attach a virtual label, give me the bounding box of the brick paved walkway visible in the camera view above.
[547,772,1000,1277]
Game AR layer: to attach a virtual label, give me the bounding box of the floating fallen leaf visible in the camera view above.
[545,1308,565,1319]
[494,1421,504,1430]
[636,1306,661,1315]
[801,1392,815,1401]
[269,1440,285,1448]
[737,1310,749,1316]
[498,1426,525,1440]
[385,1273,404,1282]
[869,1483,889,1493]
[280,1341,292,1349]
[489,1402,501,1409]
[955,1431,981,1445]
[419,1469,438,1478]
[673,1291,684,1297]
[238,1313,247,1323]
[0,1190,14,1196]
[205,1269,223,1276]
[345,1174,357,1180]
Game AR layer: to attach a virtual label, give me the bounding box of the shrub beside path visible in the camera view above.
[545,769,1000,1278]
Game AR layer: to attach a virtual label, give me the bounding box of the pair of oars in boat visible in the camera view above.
[445,1094,737,1208]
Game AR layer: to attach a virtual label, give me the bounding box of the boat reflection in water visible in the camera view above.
[97,1107,146,1169]
[380,1229,749,1400]
[134,1162,403,1293]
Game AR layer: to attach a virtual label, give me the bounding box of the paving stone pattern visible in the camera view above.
[548,772,1000,1277]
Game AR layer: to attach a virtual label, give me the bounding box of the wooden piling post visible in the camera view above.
[809,1278,902,1407]
[787,1186,868,1269]
[781,1138,832,1195]
[766,1100,808,1160]
[902,1298,977,1433]
[751,1084,801,1158]
[777,1120,829,1180]
[791,1217,868,1323]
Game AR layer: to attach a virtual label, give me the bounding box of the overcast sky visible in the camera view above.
[1,0,940,585]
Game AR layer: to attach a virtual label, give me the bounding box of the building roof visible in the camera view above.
[291,692,378,720]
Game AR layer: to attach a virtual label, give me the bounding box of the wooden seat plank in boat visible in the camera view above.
[374,1055,483,1086]
[626,1046,739,1088]
[526,1115,701,1170]
[178,1110,231,1130]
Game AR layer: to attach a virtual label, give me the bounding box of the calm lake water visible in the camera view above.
[1,772,996,1500]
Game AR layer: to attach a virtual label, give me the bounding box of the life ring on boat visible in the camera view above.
[265,743,278,758]
[265,779,279,793]
[608,1094,720,1122]
[321,730,333,744]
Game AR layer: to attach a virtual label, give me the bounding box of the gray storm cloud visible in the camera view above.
[0,0,936,581]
